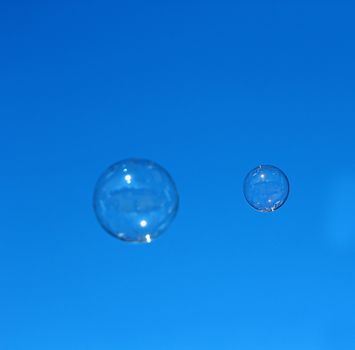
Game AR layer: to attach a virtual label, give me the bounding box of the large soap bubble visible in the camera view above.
[243,165,289,212]
[93,158,179,243]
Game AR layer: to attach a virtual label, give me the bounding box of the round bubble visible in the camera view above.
[93,158,179,243]
[243,165,289,212]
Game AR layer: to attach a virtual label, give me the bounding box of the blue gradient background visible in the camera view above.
[1,1,355,349]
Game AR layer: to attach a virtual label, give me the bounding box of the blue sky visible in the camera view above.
[1,0,355,349]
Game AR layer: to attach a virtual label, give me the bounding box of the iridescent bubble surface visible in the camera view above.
[243,165,289,212]
[93,158,179,243]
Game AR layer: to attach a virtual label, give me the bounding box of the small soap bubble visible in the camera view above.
[243,165,289,212]
[93,158,179,243]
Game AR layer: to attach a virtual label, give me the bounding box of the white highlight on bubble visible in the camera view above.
[140,220,148,228]
[124,174,132,184]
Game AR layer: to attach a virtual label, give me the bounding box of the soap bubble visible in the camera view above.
[93,158,179,243]
[243,165,289,212]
